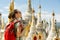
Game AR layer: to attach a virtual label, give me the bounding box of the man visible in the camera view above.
[4,12,16,40]
[4,9,24,40]
[13,9,24,40]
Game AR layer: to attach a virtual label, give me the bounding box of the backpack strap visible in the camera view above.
[5,24,10,30]
[14,20,24,37]
[14,20,21,24]
[14,20,21,37]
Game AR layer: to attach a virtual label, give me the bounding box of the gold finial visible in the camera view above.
[32,8,35,13]
[38,5,41,9]
[0,13,1,16]
[52,10,55,16]
[9,0,14,13]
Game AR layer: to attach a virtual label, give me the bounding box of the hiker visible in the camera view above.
[13,9,24,40]
[4,12,16,40]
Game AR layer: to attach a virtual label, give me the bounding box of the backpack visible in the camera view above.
[4,21,23,40]
[4,21,16,40]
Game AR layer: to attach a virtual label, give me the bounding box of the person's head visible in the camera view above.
[8,12,15,22]
[14,9,22,19]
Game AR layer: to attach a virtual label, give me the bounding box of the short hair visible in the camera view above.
[8,9,21,19]
[8,12,15,19]
[14,9,21,14]
[13,9,21,17]
[14,9,18,13]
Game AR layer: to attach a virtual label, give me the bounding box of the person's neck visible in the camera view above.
[16,18,22,21]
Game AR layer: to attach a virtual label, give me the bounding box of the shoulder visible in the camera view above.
[15,22,20,26]
[5,23,10,29]
[14,20,21,28]
[14,19,21,24]
[5,22,14,30]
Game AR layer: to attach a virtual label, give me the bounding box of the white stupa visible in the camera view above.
[26,9,36,40]
[25,0,32,22]
[36,5,46,40]
[46,11,57,40]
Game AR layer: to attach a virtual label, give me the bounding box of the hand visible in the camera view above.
[17,31,21,37]
[16,27,22,37]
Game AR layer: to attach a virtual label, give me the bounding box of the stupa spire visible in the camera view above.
[9,0,14,13]
[37,5,41,23]
[27,0,32,12]
[36,5,43,29]
[51,11,55,31]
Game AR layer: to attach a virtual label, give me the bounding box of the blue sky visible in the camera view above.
[0,0,60,22]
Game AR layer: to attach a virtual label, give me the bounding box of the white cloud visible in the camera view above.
[0,9,4,12]
[2,14,8,17]
[4,6,9,10]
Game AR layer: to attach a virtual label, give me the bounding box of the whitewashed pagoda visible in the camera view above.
[46,11,60,40]
[25,0,32,22]
[26,8,36,40]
